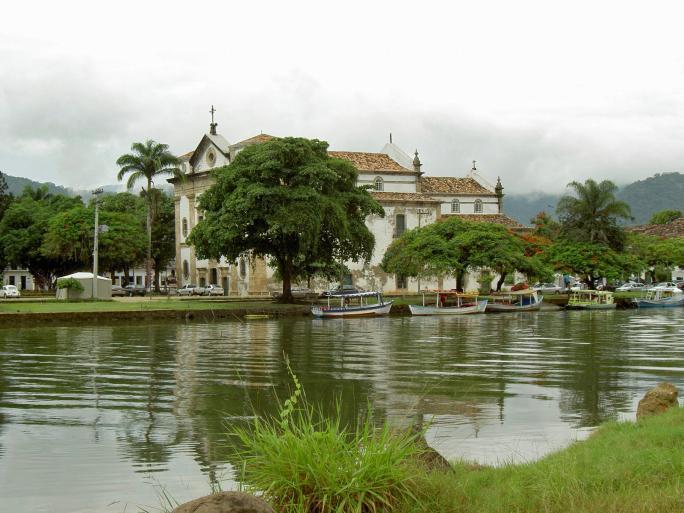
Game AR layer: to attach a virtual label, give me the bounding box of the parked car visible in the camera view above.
[532,283,563,294]
[615,282,647,292]
[203,284,224,296]
[0,285,20,298]
[192,285,207,296]
[177,284,196,296]
[111,285,127,297]
[320,285,361,297]
[649,282,683,293]
[570,282,587,291]
[124,284,146,296]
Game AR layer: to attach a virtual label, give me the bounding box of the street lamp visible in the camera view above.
[92,188,103,299]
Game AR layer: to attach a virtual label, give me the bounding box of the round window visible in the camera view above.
[206,150,216,167]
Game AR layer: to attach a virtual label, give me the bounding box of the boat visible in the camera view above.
[566,290,616,310]
[409,291,487,316]
[486,289,543,312]
[311,291,393,318]
[633,289,684,308]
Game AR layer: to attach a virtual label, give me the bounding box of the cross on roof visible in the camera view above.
[210,105,216,124]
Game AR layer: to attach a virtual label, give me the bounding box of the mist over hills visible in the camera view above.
[505,172,684,226]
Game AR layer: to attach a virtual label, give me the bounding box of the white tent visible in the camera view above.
[55,272,112,300]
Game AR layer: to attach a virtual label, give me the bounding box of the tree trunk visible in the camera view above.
[496,271,507,292]
[280,257,294,303]
[146,178,152,292]
[154,263,161,294]
[456,271,464,293]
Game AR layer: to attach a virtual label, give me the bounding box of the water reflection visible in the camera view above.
[0,309,682,512]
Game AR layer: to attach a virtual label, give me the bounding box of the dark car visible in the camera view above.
[320,285,361,297]
[677,281,684,291]
[111,285,127,297]
[124,284,146,296]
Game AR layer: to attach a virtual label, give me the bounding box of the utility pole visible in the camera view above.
[92,188,103,299]
[416,209,432,292]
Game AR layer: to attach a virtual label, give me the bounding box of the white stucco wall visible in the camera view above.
[357,173,417,193]
[431,195,500,215]
[193,145,229,173]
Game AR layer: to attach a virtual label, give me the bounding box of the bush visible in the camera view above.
[234,369,423,513]
[56,277,84,292]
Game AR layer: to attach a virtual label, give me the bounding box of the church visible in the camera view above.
[169,116,524,295]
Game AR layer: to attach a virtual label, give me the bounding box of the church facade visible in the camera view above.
[169,123,524,295]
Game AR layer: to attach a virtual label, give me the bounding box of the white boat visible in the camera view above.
[486,289,543,312]
[409,291,487,316]
[633,289,684,308]
[567,290,617,310]
[311,291,393,318]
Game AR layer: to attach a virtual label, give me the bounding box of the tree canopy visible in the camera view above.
[556,179,631,250]
[381,217,548,291]
[188,137,384,302]
[648,209,682,225]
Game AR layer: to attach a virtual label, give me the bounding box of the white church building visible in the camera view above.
[169,120,525,295]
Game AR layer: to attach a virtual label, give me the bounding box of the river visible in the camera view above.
[0,309,683,512]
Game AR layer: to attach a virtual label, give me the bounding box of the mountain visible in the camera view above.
[2,173,72,197]
[505,172,684,226]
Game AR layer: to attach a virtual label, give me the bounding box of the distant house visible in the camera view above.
[169,121,524,294]
[2,267,37,290]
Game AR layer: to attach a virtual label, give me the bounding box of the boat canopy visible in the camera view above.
[334,291,383,298]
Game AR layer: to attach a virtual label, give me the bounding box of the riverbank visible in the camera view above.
[0,291,648,325]
[411,405,684,513]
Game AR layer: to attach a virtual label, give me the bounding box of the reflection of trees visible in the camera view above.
[556,312,632,427]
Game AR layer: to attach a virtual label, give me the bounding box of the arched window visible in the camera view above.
[474,199,483,213]
[395,214,406,237]
[182,260,189,279]
[210,268,218,285]
[239,258,247,279]
[182,218,188,237]
[451,199,460,213]
[374,176,384,191]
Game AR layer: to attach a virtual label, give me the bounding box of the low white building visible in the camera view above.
[2,268,37,290]
[170,121,525,295]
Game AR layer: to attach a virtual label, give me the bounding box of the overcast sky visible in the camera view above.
[2,0,684,194]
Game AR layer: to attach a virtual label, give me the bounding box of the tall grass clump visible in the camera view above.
[233,368,423,513]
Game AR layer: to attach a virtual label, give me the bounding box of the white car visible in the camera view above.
[616,282,647,292]
[0,285,21,298]
[532,283,563,294]
[203,284,224,296]
[177,284,196,296]
[649,282,683,293]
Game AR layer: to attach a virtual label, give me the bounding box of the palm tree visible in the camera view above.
[116,140,183,291]
[556,179,632,250]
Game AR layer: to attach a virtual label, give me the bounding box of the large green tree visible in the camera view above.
[556,179,631,250]
[41,206,146,278]
[0,187,82,288]
[188,137,384,302]
[381,218,547,291]
[626,233,684,282]
[116,140,182,290]
[648,209,682,225]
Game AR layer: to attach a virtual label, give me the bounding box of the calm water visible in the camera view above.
[1,310,683,512]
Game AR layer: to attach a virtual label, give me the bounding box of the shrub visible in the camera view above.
[234,369,423,513]
[56,277,84,292]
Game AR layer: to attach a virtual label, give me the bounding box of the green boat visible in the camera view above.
[566,290,616,310]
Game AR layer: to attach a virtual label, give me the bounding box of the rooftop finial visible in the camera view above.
[209,105,217,135]
[389,132,393,144]
[472,160,477,171]
[413,149,422,174]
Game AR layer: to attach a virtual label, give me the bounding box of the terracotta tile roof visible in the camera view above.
[371,192,440,203]
[421,176,494,195]
[627,218,684,237]
[329,151,413,173]
[450,213,526,229]
[234,133,276,146]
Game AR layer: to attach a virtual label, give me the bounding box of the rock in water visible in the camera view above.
[171,491,274,513]
[636,382,679,420]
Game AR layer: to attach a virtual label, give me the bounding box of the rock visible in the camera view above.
[636,382,679,420]
[171,491,274,513]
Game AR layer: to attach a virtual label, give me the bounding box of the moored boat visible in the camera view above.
[566,290,616,310]
[311,291,393,318]
[409,291,488,316]
[486,290,543,312]
[633,289,684,308]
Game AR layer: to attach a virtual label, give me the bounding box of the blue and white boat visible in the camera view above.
[409,291,487,316]
[633,289,684,308]
[311,291,393,318]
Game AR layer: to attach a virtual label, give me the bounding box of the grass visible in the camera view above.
[0,298,297,314]
[233,370,684,513]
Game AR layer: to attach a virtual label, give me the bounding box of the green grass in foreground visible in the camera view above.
[0,298,295,314]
